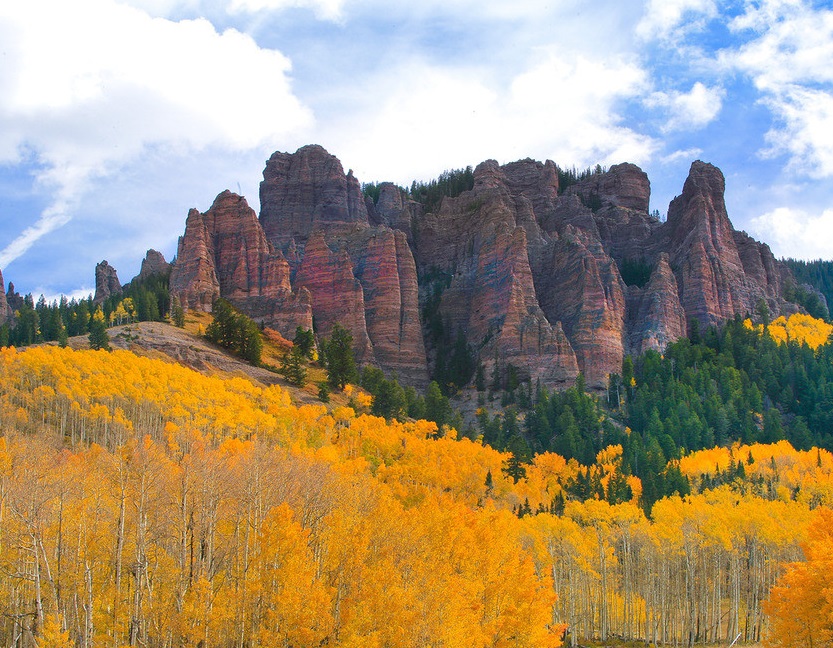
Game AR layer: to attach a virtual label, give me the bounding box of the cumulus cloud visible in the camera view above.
[229,0,345,21]
[636,0,717,40]
[327,54,657,185]
[0,0,311,267]
[646,82,724,132]
[749,206,833,259]
[761,87,833,178]
[720,0,833,178]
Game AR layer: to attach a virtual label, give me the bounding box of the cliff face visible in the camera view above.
[0,269,9,324]
[259,144,370,248]
[171,146,802,391]
[260,146,428,384]
[94,261,122,305]
[415,160,579,387]
[136,249,170,281]
[659,161,789,329]
[169,190,312,334]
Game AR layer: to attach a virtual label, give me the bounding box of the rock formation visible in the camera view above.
[626,254,687,356]
[414,160,579,387]
[93,261,122,305]
[259,146,428,384]
[259,144,370,248]
[136,249,171,281]
[169,190,312,334]
[0,269,9,324]
[660,161,789,329]
[170,146,805,391]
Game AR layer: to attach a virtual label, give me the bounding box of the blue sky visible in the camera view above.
[2,0,833,300]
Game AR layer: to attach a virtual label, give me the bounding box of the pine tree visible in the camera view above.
[279,348,308,386]
[88,307,110,351]
[322,324,357,390]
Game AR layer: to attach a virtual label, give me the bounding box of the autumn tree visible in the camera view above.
[765,507,833,648]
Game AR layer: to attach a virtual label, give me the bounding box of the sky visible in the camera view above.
[2,0,833,300]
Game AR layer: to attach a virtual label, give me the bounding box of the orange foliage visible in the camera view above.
[0,345,828,647]
[765,507,833,648]
[745,312,833,349]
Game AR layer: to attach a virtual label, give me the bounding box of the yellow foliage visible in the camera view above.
[0,344,827,648]
[745,312,833,349]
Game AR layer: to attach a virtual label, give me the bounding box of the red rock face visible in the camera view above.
[0,269,9,324]
[295,230,373,364]
[660,161,788,330]
[415,162,579,388]
[170,191,312,335]
[535,226,626,389]
[136,249,170,282]
[170,207,221,312]
[259,144,369,247]
[93,261,122,305]
[345,228,428,382]
[168,146,805,392]
[258,146,429,384]
[626,253,687,356]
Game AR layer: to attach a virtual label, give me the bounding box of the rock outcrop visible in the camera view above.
[259,144,369,248]
[259,146,428,384]
[535,226,626,388]
[169,191,312,335]
[94,261,122,305]
[626,254,687,356]
[414,160,580,387]
[660,161,789,329]
[0,269,9,324]
[169,146,804,392]
[136,249,171,281]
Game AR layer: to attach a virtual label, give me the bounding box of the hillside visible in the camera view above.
[1,340,832,647]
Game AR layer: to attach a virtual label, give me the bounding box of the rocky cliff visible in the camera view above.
[169,190,313,335]
[0,269,9,324]
[171,146,803,391]
[260,146,428,383]
[93,261,122,305]
[136,249,171,281]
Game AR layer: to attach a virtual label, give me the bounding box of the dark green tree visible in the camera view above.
[279,348,308,386]
[322,323,358,390]
[424,380,453,430]
[88,307,111,351]
[293,326,316,359]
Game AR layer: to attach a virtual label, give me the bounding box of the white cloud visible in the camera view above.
[0,0,312,268]
[662,147,703,164]
[749,206,833,259]
[326,54,657,185]
[761,87,833,178]
[646,82,724,132]
[228,0,345,21]
[719,0,833,178]
[636,0,717,40]
[726,1,833,91]
[0,204,72,271]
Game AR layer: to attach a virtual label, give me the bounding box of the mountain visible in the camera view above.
[163,146,807,389]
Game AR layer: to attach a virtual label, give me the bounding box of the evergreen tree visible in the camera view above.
[171,296,186,328]
[293,327,316,359]
[88,307,110,351]
[322,323,357,390]
[279,348,308,386]
[424,380,453,430]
